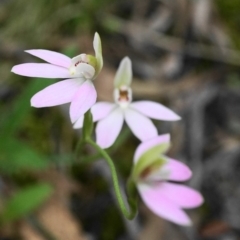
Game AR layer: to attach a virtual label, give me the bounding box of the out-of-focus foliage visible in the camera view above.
[1,183,52,223]
[0,78,54,173]
[1,79,51,138]
[0,140,49,174]
[0,79,50,174]
[216,0,240,48]
[0,0,116,46]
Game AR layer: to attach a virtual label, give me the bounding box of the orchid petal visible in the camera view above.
[124,108,158,142]
[25,50,71,68]
[134,134,170,163]
[73,116,84,129]
[11,63,71,78]
[96,107,124,149]
[31,79,84,108]
[154,182,204,209]
[164,158,192,181]
[114,57,132,88]
[70,80,97,123]
[144,158,192,182]
[130,101,181,121]
[73,102,116,129]
[92,102,116,121]
[138,184,192,226]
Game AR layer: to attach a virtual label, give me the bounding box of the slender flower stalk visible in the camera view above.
[132,134,203,226]
[74,57,181,148]
[73,110,138,219]
[86,138,138,220]
[11,33,103,123]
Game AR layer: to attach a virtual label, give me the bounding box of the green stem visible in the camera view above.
[74,138,85,161]
[86,138,138,220]
[80,152,101,164]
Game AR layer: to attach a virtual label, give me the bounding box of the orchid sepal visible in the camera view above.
[114,57,132,88]
[93,32,103,78]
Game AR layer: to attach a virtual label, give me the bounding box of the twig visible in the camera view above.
[101,14,240,67]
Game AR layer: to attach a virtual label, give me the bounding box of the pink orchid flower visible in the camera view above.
[133,134,203,226]
[11,33,103,123]
[74,57,181,148]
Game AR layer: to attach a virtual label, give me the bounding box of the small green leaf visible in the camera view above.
[1,183,52,223]
[1,79,54,139]
[0,139,49,174]
[132,143,170,179]
[82,110,93,140]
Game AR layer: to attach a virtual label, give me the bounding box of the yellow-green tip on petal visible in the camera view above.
[86,55,97,70]
[114,57,132,88]
[93,32,103,78]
